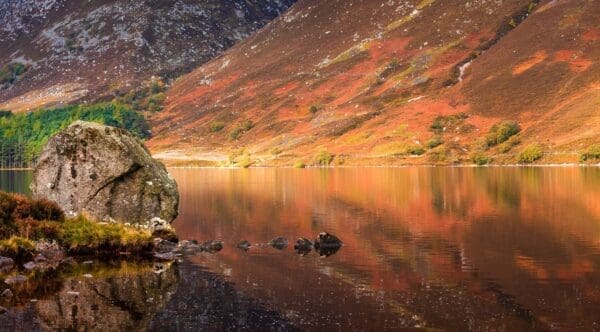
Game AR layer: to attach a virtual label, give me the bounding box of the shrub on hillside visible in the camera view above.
[229,120,254,140]
[498,135,521,153]
[486,121,520,147]
[471,152,490,165]
[314,149,334,166]
[518,144,543,163]
[407,145,425,156]
[309,105,320,114]
[210,121,225,133]
[425,136,443,149]
[294,160,306,168]
[580,144,600,162]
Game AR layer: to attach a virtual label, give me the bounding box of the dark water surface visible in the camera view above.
[1,167,600,331]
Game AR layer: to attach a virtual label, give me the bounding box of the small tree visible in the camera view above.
[518,144,543,163]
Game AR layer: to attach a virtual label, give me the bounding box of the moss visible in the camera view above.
[518,144,543,163]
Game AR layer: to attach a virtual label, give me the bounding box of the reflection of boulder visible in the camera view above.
[33,262,178,331]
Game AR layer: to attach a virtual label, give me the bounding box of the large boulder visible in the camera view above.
[31,121,179,228]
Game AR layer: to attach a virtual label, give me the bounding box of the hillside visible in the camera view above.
[147,0,600,166]
[0,0,296,112]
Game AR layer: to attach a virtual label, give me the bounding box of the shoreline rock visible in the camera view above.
[31,121,179,231]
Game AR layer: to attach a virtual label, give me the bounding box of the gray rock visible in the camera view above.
[0,256,13,273]
[154,252,177,261]
[236,240,252,251]
[4,275,27,285]
[294,238,313,252]
[201,240,224,253]
[314,232,343,249]
[31,121,179,229]
[1,289,13,299]
[23,261,36,270]
[269,237,288,250]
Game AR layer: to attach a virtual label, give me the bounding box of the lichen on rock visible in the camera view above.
[31,121,179,230]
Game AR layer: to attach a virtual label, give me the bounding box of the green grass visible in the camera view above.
[0,236,35,257]
[58,217,153,253]
[519,144,543,163]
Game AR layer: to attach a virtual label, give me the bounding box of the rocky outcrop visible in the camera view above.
[31,121,179,229]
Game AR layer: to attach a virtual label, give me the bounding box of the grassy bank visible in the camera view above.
[0,191,157,259]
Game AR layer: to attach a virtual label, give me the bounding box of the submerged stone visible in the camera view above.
[236,240,252,251]
[202,240,224,253]
[31,121,179,230]
[269,237,288,250]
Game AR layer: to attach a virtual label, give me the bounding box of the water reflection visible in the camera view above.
[170,167,600,331]
[1,261,178,331]
[1,167,599,330]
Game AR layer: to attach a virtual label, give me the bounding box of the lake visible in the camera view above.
[1,167,599,331]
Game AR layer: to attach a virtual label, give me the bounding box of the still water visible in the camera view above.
[1,167,599,331]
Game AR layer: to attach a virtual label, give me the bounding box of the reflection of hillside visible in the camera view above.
[170,167,600,329]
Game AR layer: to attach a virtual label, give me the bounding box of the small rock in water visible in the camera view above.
[314,232,343,257]
[83,274,93,278]
[67,291,80,296]
[154,238,178,254]
[60,257,77,266]
[236,240,252,251]
[294,238,313,252]
[269,237,289,250]
[82,260,94,265]
[202,240,224,253]
[154,252,177,261]
[314,232,343,249]
[1,289,13,299]
[4,275,27,285]
[0,256,14,273]
[23,261,37,270]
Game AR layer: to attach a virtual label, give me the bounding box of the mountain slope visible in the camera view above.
[0,0,296,112]
[148,0,599,166]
